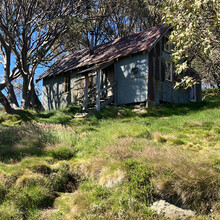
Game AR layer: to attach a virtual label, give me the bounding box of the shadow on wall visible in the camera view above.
[44,77,71,110]
[116,54,148,105]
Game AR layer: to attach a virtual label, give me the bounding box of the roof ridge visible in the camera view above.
[37,25,169,82]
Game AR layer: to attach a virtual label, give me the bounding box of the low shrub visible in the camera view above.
[0,180,7,203]
[92,185,112,200]
[49,162,78,192]
[135,129,152,139]
[0,114,22,126]
[0,201,23,220]
[15,173,48,187]
[31,163,52,174]
[48,146,75,160]
[6,185,54,218]
[124,159,154,206]
[156,135,167,143]
[171,138,185,145]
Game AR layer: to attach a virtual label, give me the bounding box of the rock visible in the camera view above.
[150,200,195,219]
[132,107,148,114]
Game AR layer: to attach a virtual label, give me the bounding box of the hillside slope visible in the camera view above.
[0,93,219,219]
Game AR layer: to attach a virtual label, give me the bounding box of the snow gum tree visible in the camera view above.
[164,0,219,90]
[0,0,84,112]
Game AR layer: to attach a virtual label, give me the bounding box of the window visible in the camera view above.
[163,36,171,53]
[190,85,196,101]
[165,61,172,81]
[64,75,70,93]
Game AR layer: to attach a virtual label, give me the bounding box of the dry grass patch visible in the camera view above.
[70,157,109,182]
[139,146,220,213]
[107,137,136,160]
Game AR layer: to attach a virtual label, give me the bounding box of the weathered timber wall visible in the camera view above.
[147,30,201,106]
[115,53,148,105]
[42,71,87,110]
[42,66,115,110]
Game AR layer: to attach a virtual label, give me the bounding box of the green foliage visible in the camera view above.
[0,181,7,203]
[92,185,112,200]
[49,162,77,192]
[0,105,81,126]
[171,138,185,145]
[16,173,48,188]
[37,105,81,124]
[64,0,163,51]
[31,164,52,175]
[6,185,54,218]
[90,106,137,120]
[0,94,219,219]
[163,0,220,89]
[156,135,167,143]
[0,113,22,126]
[124,159,154,206]
[74,181,153,219]
[48,146,75,160]
[0,201,23,220]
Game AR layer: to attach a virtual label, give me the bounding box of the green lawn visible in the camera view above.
[0,93,219,219]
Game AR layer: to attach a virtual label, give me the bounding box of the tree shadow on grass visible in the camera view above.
[145,96,220,118]
[0,123,54,163]
[89,95,220,120]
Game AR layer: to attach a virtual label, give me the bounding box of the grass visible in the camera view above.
[0,91,219,219]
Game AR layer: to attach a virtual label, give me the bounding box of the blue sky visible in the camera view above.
[0,55,46,104]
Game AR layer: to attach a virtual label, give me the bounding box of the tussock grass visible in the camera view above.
[0,91,219,219]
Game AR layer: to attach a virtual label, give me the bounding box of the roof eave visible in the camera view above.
[147,26,170,53]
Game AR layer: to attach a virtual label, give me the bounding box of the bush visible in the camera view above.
[0,181,7,203]
[0,114,22,126]
[6,185,54,218]
[31,164,52,174]
[48,146,75,160]
[0,201,23,220]
[49,162,77,192]
[93,185,112,200]
[124,159,154,206]
[15,173,48,187]
[156,135,167,143]
[7,185,54,209]
[171,138,185,145]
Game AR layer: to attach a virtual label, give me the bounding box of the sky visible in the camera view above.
[0,55,46,104]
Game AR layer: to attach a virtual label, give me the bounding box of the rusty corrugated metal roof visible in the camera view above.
[37,25,169,82]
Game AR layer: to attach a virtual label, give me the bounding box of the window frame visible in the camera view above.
[64,75,71,93]
[163,36,171,53]
[164,60,173,82]
[190,85,196,101]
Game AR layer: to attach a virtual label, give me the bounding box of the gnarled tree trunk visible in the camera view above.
[0,91,13,113]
